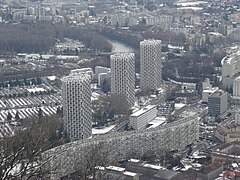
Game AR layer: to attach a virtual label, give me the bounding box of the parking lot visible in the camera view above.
[0,94,61,109]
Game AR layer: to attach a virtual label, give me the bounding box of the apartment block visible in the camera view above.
[140,39,162,92]
[111,53,135,107]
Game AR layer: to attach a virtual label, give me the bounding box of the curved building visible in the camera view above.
[44,114,199,179]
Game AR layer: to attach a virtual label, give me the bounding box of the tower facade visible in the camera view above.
[140,39,162,91]
[62,74,92,141]
[233,76,240,97]
[111,53,135,108]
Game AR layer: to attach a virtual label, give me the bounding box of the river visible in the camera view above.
[107,39,135,53]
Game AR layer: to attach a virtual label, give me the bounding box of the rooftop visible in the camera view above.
[130,105,156,117]
[200,162,223,174]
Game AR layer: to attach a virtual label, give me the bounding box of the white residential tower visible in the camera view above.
[111,53,135,108]
[140,39,162,91]
[62,73,92,141]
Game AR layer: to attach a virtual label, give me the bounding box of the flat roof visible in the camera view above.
[123,171,137,176]
[106,166,125,172]
[129,159,140,163]
[131,105,156,117]
[143,164,164,170]
[92,125,116,135]
[147,117,166,129]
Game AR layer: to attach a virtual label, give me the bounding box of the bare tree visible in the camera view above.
[70,143,117,180]
[0,115,63,179]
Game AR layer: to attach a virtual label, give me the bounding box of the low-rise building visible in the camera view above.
[129,105,157,130]
[212,141,240,163]
[70,68,93,80]
[197,162,223,180]
[214,123,240,143]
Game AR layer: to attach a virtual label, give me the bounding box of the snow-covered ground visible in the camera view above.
[0,94,61,109]
[0,106,58,123]
[147,117,166,129]
[92,125,116,135]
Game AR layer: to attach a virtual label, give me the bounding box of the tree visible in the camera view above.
[0,116,62,179]
[92,94,130,127]
[103,16,107,24]
[15,111,20,121]
[6,112,12,121]
[71,143,115,180]
[38,108,43,119]
[101,77,111,93]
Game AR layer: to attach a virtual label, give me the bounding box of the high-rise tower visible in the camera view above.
[111,53,135,108]
[140,39,162,91]
[62,73,92,141]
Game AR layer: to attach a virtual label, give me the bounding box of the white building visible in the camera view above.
[44,114,200,179]
[111,14,127,27]
[221,49,240,88]
[235,107,240,123]
[111,53,135,108]
[130,105,157,130]
[233,76,240,97]
[202,78,212,90]
[140,39,162,91]
[202,87,219,103]
[95,66,111,77]
[98,73,110,87]
[70,68,93,80]
[62,73,92,141]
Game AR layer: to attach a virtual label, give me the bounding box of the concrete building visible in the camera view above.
[221,49,240,88]
[98,72,110,87]
[214,123,240,143]
[197,162,224,180]
[70,68,93,80]
[212,141,240,163]
[233,76,240,97]
[44,114,200,179]
[62,73,92,141]
[235,107,240,123]
[95,66,111,77]
[202,87,218,104]
[202,78,212,90]
[140,39,162,92]
[130,105,157,130]
[208,90,228,117]
[111,53,135,107]
[111,13,127,27]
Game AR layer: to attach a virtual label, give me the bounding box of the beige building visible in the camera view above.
[214,123,240,143]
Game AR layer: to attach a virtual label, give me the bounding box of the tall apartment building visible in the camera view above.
[140,39,162,91]
[62,73,92,141]
[208,90,228,117]
[233,76,240,97]
[111,53,135,108]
